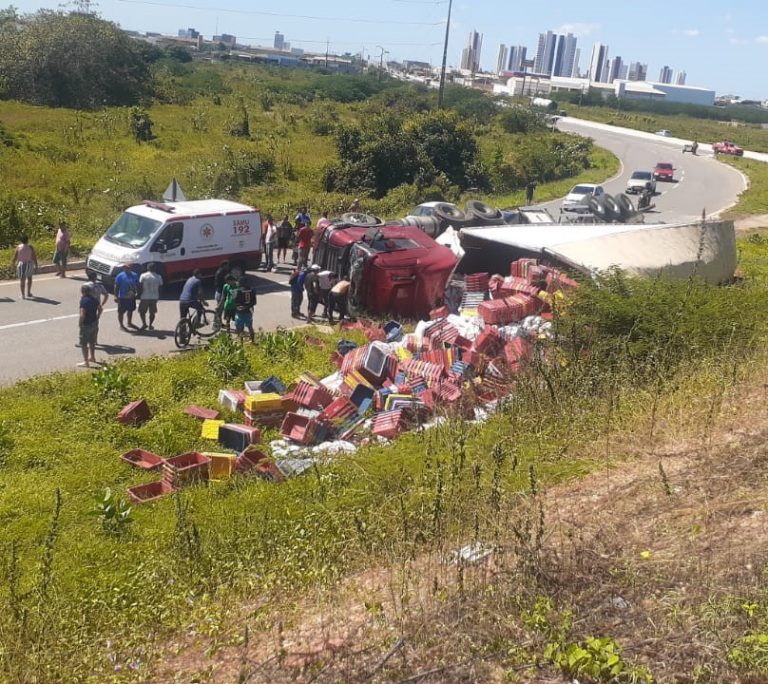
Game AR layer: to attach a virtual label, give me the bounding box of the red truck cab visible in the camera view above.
[313,223,457,318]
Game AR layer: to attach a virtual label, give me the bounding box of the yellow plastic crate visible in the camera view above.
[244,393,285,413]
[201,419,225,440]
[202,452,236,480]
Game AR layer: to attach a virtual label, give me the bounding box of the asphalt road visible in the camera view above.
[0,118,751,385]
[0,261,306,386]
[549,118,747,221]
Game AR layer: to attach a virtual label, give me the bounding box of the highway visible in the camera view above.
[0,118,752,385]
[551,118,747,221]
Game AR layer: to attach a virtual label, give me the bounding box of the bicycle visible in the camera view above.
[174,303,220,348]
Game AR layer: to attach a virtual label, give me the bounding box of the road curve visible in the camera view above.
[551,117,748,222]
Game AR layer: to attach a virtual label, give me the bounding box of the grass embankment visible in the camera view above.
[566,103,768,153]
[2,238,768,681]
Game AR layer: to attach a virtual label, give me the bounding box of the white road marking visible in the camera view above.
[0,308,118,331]
[0,274,65,287]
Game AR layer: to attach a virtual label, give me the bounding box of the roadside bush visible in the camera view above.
[498,106,547,134]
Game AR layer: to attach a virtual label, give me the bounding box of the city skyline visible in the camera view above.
[5,0,768,99]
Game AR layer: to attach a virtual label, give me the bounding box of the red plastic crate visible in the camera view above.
[503,293,539,322]
[291,381,335,410]
[371,409,406,439]
[127,480,175,505]
[437,381,462,402]
[477,298,514,325]
[473,326,503,356]
[244,410,285,428]
[121,448,165,471]
[464,272,490,292]
[494,276,540,299]
[256,461,287,483]
[163,452,211,487]
[319,396,358,423]
[429,305,449,320]
[525,265,546,286]
[280,413,326,446]
[116,399,151,426]
[510,257,538,278]
[233,447,267,474]
[183,405,220,421]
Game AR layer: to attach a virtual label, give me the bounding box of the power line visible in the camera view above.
[234,36,442,48]
[115,0,444,26]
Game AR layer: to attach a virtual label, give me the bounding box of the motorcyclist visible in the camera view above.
[691,140,698,155]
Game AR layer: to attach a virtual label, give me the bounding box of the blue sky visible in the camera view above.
[9,0,768,99]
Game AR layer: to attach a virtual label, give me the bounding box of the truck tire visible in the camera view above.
[614,193,635,220]
[340,212,382,227]
[433,203,469,227]
[399,215,442,237]
[586,196,609,221]
[464,200,503,224]
[600,195,622,222]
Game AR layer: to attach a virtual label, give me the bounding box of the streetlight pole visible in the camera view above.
[437,0,453,109]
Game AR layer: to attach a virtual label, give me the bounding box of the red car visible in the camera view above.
[313,222,457,318]
[653,162,674,182]
[712,141,744,156]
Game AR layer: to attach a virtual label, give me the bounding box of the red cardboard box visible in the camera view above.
[117,399,151,426]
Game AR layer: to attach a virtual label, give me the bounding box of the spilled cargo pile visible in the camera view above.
[119,258,579,503]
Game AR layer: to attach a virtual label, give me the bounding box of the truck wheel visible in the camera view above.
[601,195,622,221]
[614,193,635,220]
[586,196,608,221]
[340,212,382,227]
[464,200,503,224]
[433,203,469,227]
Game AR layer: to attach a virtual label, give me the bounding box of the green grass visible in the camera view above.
[2,237,768,680]
[718,156,768,217]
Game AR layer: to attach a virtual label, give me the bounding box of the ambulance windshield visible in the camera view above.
[105,211,162,248]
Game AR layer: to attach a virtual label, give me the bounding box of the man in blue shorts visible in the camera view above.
[114,262,140,330]
[179,269,205,320]
[78,283,102,367]
[234,276,256,342]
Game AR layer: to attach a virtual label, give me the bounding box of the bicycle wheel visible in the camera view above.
[174,318,193,348]
[195,308,219,338]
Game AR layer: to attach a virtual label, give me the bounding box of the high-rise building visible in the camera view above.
[658,65,673,84]
[606,56,623,83]
[572,47,581,77]
[589,43,609,82]
[507,45,527,72]
[460,30,483,72]
[618,64,628,80]
[496,44,509,74]
[534,30,557,74]
[178,28,199,39]
[627,62,648,81]
[552,33,577,77]
[676,70,687,85]
[274,31,285,50]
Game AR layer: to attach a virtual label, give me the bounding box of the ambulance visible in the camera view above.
[85,198,262,286]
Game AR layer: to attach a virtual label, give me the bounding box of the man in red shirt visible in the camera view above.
[297,222,314,267]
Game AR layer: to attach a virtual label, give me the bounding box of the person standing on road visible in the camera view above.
[220,273,239,331]
[12,235,38,300]
[288,265,306,319]
[295,206,310,228]
[114,262,140,330]
[525,180,537,205]
[264,214,277,271]
[277,215,292,264]
[138,262,163,330]
[86,272,109,307]
[327,275,350,324]
[304,264,321,323]
[297,222,314,267]
[78,283,102,368]
[234,276,256,342]
[53,222,71,278]
[213,260,230,306]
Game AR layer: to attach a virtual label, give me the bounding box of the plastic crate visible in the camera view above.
[478,299,514,325]
[525,265,546,286]
[202,452,236,480]
[473,326,503,357]
[256,461,287,483]
[121,449,165,471]
[260,375,287,395]
[429,305,449,320]
[218,424,261,452]
[163,452,211,487]
[244,393,285,413]
[319,396,358,424]
[503,293,539,322]
[244,410,286,428]
[291,381,335,410]
[371,409,406,439]
[116,399,151,426]
[218,389,246,412]
[127,480,175,505]
[384,320,403,343]
[183,405,220,421]
[349,384,376,413]
[233,447,267,474]
[464,272,490,293]
[510,258,538,278]
[280,413,326,446]
[201,419,225,440]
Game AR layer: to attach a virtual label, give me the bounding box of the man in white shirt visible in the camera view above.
[138,262,163,330]
[264,215,277,271]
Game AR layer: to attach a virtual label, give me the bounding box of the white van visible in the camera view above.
[86,199,262,285]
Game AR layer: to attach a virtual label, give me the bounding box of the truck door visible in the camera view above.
[150,222,184,276]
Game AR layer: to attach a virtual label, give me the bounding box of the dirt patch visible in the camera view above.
[154,375,768,683]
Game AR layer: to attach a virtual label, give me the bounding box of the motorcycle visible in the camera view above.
[637,187,654,211]
[682,141,698,155]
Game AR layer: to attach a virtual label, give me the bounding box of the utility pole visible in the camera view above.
[376,45,388,81]
[437,0,453,108]
[325,39,329,68]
